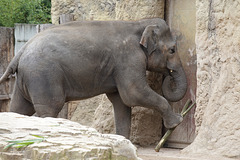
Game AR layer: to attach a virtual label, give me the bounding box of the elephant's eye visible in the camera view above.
[169,48,175,54]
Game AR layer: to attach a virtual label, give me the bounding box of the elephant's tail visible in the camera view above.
[0,46,25,84]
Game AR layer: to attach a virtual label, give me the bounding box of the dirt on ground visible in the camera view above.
[137,147,235,160]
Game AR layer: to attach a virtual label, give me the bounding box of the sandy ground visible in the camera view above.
[137,147,234,160]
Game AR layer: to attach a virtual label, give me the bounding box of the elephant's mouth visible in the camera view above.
[156,68,171,76]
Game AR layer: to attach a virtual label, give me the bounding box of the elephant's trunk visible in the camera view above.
[162,66,187,102]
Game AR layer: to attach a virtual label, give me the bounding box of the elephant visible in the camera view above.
[0,18,187,138]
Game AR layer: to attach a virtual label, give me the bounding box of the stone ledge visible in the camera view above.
[0,112,140,160]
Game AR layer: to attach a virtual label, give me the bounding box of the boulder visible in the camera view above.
[0,112,141,160]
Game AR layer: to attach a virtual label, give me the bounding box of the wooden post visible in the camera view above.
[36,24,54,33]
[0,27,15,112]
[59,14,74,24]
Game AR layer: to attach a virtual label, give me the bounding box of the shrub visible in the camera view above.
[0,0,51,27]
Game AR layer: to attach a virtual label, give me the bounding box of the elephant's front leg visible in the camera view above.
[107,92,132,139]
[115,70,183,129]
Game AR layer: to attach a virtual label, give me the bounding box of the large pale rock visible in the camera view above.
[184,0,240,158]
[0,112,140,160]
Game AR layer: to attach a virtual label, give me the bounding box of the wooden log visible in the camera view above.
[59,14,74,24]
[36,24,54,33]
[0,95,10,100]
[0,27,14,111]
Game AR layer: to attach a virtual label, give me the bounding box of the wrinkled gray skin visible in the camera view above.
[0,18,187,138]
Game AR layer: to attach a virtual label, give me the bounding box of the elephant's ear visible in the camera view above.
[140,25,158,55]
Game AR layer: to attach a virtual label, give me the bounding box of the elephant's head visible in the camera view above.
[140,23,187,102]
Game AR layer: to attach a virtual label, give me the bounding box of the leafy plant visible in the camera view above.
[0,0,51,27]
[4,134,45,150]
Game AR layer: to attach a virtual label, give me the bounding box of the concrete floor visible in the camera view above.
[137,147,234,160]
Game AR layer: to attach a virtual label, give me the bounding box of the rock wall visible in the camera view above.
[115,0,164,20]
[51,0,164,23]
[51,0,116,23]
[184,0,240,158]
[0,113,140,160]
[52,0,165,146]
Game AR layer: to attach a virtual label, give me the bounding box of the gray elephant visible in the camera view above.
[0,18,187,138]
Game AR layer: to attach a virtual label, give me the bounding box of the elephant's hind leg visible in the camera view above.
[10,85,35,116]
[31,91,65,118]
[33,104,64,118]
[107,92,132,139]
[29,85,65,118]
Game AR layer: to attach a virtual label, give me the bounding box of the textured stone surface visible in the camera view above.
[51,0,164,24]
[184,0,240,158]
[91,95,115,135]
[52,0,165,146]
[51,0,116,24]
[115,0,164,20]
[70,96,101,127]
[0,112,140,160]
[130,107,162,146]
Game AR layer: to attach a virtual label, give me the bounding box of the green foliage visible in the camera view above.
[0,0,51,27]
[4,135,45,150]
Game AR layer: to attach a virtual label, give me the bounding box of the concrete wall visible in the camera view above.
[14,24,37,55]
[184,0,240,158]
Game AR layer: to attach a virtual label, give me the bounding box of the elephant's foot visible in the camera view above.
[163,112,183,129]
